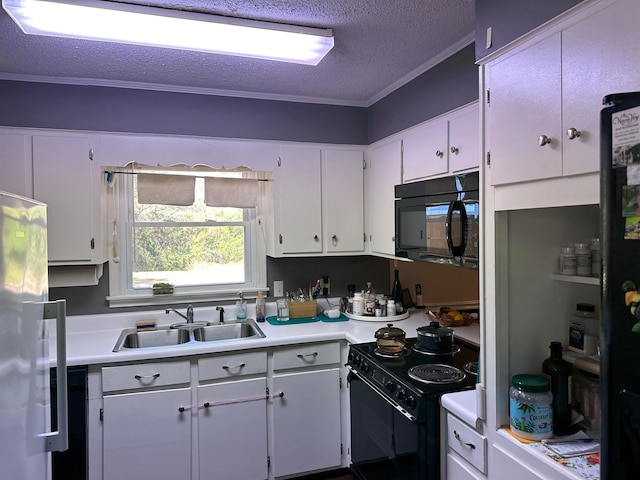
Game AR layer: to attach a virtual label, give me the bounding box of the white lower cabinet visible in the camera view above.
[447,453,484,480]
[100,361,192,480]
[90,343,344,480]
[198,378,268,480]
[492,447,545,480]
[270,341,343,478]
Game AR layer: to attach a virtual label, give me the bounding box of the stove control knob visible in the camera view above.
[396,389,406,401]
[406,395,417,409]
[384,381,395,394]
[362,362,370,373]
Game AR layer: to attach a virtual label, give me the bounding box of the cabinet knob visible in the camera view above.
[313,235,319,242]
[566,127,582,140]
[538,135,552,147]
[435,150,444,158]
[450,146,459,154]
[331,234,338,246]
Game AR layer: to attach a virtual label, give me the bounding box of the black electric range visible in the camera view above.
[347,337,479,480]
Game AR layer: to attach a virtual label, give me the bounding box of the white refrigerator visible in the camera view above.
[0,191,68,479]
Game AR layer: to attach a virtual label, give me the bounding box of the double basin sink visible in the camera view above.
[113,318,265,352]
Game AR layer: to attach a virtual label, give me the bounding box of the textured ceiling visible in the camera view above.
[0,0,475,106]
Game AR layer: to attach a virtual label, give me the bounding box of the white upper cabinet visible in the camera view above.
[32,134,105,264]
[0,133,32,197]
[323,149,365,253]
[366,139,401,256]
[488,34,563,186]
[562,0,640,176]
[402,103,479,183]
[274,146,323,255]
[488,0,640,186]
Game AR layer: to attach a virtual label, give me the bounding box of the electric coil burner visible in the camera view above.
[347,337,479,480]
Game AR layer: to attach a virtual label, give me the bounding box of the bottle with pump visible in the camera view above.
[542,341,573,434]
[236,292,247,320]
[255,291,266,323]
[391,269,404,314]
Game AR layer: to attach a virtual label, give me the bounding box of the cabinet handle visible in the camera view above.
[297,352,318,359]
[435,150,444,158]
[313,235,319,242]
[450,146,459,154]
[134,373,160,380]
[332,235,338,246]
[538,135,552,146]
[453,430,476,449]
[222,363,246,370]
[566,127,582,140]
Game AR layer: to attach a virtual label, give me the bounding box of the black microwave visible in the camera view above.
[394,172,479,268]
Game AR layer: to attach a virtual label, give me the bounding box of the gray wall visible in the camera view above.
[475,0,584,60]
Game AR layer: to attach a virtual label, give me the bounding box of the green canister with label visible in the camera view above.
[509,374,553,441]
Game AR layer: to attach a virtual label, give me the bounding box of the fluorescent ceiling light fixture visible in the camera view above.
[2,0,334,65]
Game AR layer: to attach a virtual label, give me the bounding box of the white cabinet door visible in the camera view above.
[271,368,342,478]
[324,149,364,253]
[276,146,322,254]
[198,378,268,480]
[562,0,640,176]
[446,453,485,480]
[492,447,545,480]
[449,105,480,173]
[402,118,449,181]
[103,388,191,480]
[32,135,95,263]
[0,133,31,197]
[488,34,562,185]
[366,140,401,256]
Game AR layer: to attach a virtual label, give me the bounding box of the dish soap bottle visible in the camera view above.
[391,269,404,314]
[255,291,266,323]
[236,292,247,320]
[542,341,572,434]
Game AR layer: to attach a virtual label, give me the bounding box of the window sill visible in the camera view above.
[107,287,268,308]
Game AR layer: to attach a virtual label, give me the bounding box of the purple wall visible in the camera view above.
[0,80,368,144]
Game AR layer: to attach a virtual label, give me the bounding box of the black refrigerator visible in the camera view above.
[600,92,640,480]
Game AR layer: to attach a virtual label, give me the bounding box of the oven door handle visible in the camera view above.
[347,365,417,422]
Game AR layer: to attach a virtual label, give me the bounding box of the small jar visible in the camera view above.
[590,238,601,277]
[575,242,591,276]
[387,299,396,317]
[559,245,577,275]
[353,292,364,316]
[509,374,553,441]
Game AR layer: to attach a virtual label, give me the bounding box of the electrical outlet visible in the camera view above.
[273,280,284,297]
[321,276,330,295]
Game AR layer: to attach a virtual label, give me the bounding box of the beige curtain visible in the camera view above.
[204,177,258,207]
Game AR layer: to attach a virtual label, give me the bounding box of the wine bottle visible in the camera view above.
[391,269,404,314]
[542,341,573,434]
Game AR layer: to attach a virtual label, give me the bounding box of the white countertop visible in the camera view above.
[53,304,480,366]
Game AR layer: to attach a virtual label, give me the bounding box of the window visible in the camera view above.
[106,166,268,307]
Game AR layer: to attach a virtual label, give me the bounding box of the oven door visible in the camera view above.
[348,371,420,480]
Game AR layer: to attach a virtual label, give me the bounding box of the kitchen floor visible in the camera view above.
[292,469,353,480]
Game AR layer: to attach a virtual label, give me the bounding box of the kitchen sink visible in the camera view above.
[113,319,265,351]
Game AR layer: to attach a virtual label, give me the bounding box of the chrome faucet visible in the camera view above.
[165,304,194,323]
[216,306,225,324]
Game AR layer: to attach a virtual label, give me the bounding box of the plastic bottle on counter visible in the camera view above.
[353,292,364,316]
[255,291,266,323]
[387,299,396,317]
[509,374,553,441]
[542,341,573,434]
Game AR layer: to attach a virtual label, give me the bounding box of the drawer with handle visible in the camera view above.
[198,350,267,381]
[273,341,340,371]
[446,413,487,474]
[102,360,190,393]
